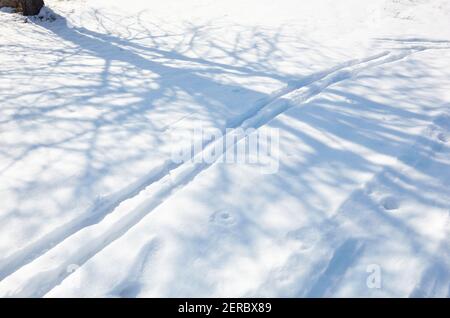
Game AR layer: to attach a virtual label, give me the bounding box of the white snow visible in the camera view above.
[0,0,449,297]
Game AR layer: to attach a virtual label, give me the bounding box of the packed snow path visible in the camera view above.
[0,0,449,297]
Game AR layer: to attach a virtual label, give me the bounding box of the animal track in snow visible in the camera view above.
[210,210,237,227]
[437,132,448,143]
[381,195,400,211]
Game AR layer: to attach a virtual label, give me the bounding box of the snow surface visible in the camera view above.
[0,0,449,297]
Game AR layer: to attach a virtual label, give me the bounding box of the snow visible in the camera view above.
[0,0,449,297]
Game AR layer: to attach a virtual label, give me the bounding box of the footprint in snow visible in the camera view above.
[210,210,237,227]
[437,132,448,143]
[381,195,400,211]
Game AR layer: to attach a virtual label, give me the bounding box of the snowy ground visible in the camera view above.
[0,0,449,297]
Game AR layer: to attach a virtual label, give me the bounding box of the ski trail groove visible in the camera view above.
[0,52,390,282]
[0,48,426,297]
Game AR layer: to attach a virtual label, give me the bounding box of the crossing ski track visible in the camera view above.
[0,44,446,297]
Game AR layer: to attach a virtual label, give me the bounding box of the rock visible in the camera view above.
[0,0,44,16]
[0,0,20,10]
[20,0,44,16]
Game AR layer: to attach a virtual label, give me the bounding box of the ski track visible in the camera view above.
[0,45,442,297]
[0,50,392,283]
